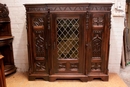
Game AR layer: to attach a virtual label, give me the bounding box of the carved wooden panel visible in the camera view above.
[32,16,46,60]
[91,62,101,71]
[35,61,46,71]
[92,30,102,58]
[93,17,104,27]
[70,63,78,71]
[58,63,66,71]
[58,61,79,72]
[34,30,45,58]
[30,14,48,73]
[88,13,109,75]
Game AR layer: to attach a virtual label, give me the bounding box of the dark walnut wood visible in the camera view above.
[0,3,17,76]
[24,3,112,81]
[0,55,6,87]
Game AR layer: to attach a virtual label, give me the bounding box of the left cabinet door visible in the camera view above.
[27,13,49,80]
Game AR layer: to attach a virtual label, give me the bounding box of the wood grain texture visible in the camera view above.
[0,55,6,87]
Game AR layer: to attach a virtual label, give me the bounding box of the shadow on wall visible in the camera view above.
[13,21,28,72]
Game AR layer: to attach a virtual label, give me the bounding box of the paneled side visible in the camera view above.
[27,13,49,80]
[87,12,110,81]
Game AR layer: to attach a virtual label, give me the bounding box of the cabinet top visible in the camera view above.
[24,3,112,13]
[24,3,113,6]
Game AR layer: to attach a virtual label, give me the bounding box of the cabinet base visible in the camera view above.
[4,65,17,76]
[28,73,108,82]
[28,74,88,82]
[28,74,49,81]
[49,75,88,82]
[88,72,108,81]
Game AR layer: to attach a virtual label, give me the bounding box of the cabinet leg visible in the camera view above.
[88,76,108,81]
[80,77,88,82]
[49,77,57,82]
[101,76,108,81]
[43,77,49,81]
[28,76,36,81]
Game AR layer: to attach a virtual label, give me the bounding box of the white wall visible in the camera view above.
[0,0,126,74]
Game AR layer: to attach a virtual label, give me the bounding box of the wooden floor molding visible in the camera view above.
[6,72,128,87]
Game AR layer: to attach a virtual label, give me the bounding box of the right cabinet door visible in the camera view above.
[87,12,110,81]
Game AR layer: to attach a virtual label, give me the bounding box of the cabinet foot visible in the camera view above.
[88,76,108,81]
[28,77,36,81]
[80,77,88,82]
[28,76,49,81]
[49,77,57,82]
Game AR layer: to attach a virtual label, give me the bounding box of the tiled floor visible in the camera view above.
[120,65,130,87]
[6,72,128,87]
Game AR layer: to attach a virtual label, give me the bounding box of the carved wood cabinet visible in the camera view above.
[24,3,112,81]
[0,3,17,76]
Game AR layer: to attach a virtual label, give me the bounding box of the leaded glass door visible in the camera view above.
[51,14,85,74]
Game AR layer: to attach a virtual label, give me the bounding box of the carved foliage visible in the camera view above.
[70,63,78,71]
[33,17,44,27]
[58,63,78,71]
[59,63,66,71]
[0,3,9,18]
[92,30,102,57]
[93,17,104,27]
[33,17,45,57]
[35,61,46,71]
[91,62,101,70]
[34,30,45,57]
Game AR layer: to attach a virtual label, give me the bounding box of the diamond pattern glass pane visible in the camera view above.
[57,18,79,59]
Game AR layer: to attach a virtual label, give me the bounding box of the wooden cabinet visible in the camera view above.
[0,55,6,87]
[0,3,17,76]
[24,3,112,81]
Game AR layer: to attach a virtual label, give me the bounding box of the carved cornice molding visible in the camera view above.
[25,4,112,12]
[89,6,111,12]
[27,7,47,12]
[48,6,89,11]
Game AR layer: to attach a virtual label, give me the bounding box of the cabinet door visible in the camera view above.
[51,13,85,75]
[28,13,48,74]
[87,13,110,76]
